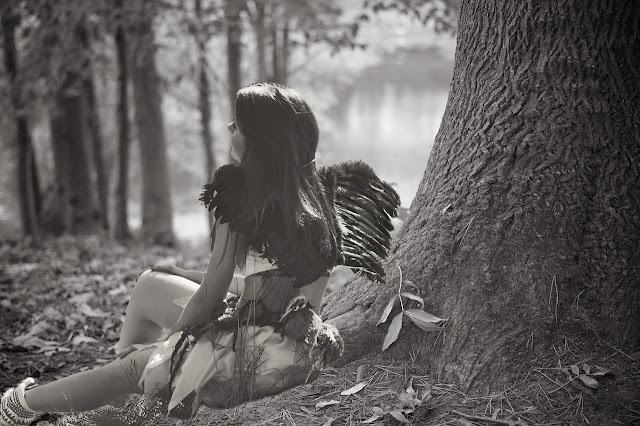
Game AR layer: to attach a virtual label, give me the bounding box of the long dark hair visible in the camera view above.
[233,83,339,268]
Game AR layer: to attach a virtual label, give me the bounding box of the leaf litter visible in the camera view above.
[1,236,638,425]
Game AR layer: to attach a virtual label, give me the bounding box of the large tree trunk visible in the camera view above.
[49,83,100,235]
[194,0,216,229]
[323,0,640,393]
[78,22,110,231]
[49,69,101,235]
[2,9,40,238]
[113,0,131,241]
[130,0,175,246]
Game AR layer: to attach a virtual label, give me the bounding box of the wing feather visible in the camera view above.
[319,160,400,283]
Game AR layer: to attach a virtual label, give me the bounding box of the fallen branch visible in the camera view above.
[451,409,527,426]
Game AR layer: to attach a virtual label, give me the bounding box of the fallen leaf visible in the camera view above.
[382,312,403,351]
[361,415,381,423]
[79,304,108,318]
[11,320,53,346]
[590,369,612,377]
[577,374,600,389]
[387,409,412,423]
[570,364,580,376]
[420,388,432,403]
[405,378,415,395]
[42,307,64,321]
[13,335,59,350]
[321,418,335,426]
[107,285,128,297]
[69,292,93,305]
[72,334,97,346]
[341,381,367,396]
[571,379,594,395]
[299,406,314,415]
[5,263,39,275]
[315,400,340,409]
[398,391,420,407]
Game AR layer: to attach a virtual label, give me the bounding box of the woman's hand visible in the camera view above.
[149,265,179,275]
[143,266,205,284]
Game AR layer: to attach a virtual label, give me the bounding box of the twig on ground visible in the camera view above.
[612,346,635,361]
[451,409,526,425]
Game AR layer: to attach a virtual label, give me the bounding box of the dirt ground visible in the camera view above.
[1,236,639,425]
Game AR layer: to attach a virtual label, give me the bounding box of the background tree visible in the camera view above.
[78,20,110,231]
[244,0,358,85]
[225,0,242,132]
[130,0,175,246]
[192,0,218,228]
[1,3,40,238]
[113,0,132,241]
[324,0,640,392]
[47,8,102,235]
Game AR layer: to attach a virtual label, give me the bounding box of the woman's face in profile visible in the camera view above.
[228,120,246,162]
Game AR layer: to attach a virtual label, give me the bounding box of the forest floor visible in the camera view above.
[1,236,639,426]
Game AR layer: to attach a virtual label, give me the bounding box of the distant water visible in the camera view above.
[170,46,454,243]
[320,46,453,208]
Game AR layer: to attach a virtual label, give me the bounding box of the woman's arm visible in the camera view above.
[146,265,205,284]
[170,221,238,331]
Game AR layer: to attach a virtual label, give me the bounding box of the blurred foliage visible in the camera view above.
[0,0,456,241]
[363,0,459,33]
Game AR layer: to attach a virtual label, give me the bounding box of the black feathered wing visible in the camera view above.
[318,161,401,283]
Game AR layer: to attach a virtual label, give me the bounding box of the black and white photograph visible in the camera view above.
[0,0,638,424]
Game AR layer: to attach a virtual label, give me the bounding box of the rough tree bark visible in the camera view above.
[113,0,131,241]
[130,0,175,246]
[323,0,640,393]
[194,0,216,229]
[1,8,40,237]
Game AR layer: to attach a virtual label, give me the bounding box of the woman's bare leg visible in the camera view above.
[116,271,199,353]
[23,347,154,413]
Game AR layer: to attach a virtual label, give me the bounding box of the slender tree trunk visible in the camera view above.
[226,0,242,131]
[2,10,39,238]
[114,0,131,241]
[271,23,279,83]
[252,0,268,82]
[280,21,289,85]
[130,0,175,246]
[77,22,110,231]
[324,0,640,393]
[29,147,41,221]
[270,17,288,85]
[195,0,216,229]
